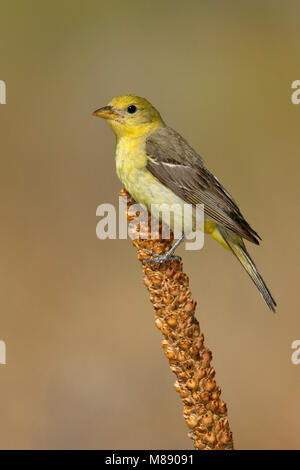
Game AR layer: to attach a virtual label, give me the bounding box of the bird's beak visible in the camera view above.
[93,105,120,120]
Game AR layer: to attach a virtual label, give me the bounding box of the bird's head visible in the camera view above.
[93,95,164,139]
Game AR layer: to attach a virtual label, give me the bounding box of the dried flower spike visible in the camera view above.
[120,188,234,450]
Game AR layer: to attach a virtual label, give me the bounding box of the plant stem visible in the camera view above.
[120,189,234,450]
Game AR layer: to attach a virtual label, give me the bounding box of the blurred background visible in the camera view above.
[0,0,299,450]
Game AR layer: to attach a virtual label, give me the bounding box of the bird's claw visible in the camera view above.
[142,252,181,269]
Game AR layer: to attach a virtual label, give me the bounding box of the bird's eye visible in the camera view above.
[127,105,137,114]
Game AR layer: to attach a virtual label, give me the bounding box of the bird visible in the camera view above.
[93,94,276,312]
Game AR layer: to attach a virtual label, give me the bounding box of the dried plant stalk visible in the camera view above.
[120,189,234,450]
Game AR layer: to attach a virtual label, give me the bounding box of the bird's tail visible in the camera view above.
[218,227,276,312]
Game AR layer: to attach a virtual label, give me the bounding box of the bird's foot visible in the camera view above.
[142,250,181,270]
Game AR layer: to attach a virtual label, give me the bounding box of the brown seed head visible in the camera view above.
[186,378,198,391]
[164,345,176,360]
[186,414,198,428]
[166,315,177,327]
[205,431,217,445]
[204,379,216,392]
[218,400,227,414]
[202,412,214,427]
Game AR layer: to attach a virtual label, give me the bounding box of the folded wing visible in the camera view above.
[145,126,260,244]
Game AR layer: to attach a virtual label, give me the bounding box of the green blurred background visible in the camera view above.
[0,0,300,449]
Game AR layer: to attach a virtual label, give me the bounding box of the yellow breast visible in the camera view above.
[116,137,147,182]
[115,137,190,231]
[115,136,224,241]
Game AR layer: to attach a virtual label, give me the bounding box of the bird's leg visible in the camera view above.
[143,234,185,269]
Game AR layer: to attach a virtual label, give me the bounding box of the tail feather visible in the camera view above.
[219,228,276,312]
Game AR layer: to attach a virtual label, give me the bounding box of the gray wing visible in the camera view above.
[145,126,260,244]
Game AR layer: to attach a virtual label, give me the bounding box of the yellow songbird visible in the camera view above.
[93,95,276,312]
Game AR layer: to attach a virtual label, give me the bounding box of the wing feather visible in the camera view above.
[145,127,260,244]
